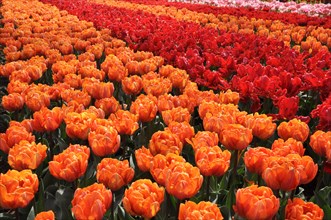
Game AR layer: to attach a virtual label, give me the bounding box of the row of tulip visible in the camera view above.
[166,0,331,17]
[120,0,331,27]
[40,0,331,128]
[88,0,331,52]
[0,0,330,219]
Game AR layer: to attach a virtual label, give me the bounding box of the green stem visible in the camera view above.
[314,160,326,192]
[176,199,182,219]
[228,150,239,189]
[111,194,115,220]
[205,176,210,201]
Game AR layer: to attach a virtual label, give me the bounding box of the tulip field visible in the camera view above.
[0,0,331,219]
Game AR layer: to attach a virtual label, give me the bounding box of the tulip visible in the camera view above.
[130,94,158,122]
[165,121,195,144]
[1,93,24,112]
[101,54,128,82]
[166,162,203,200]
[218,89,239,105]
[262,156,300,191]
[95,97,121,117]
[285,198,324,220]
[82,80,114,100]
[244,147,274,175]
[108,110,139,135]
[272,138,305,157]
[150,153,186,186]
[161,107,191,126]
[195,145,231,177]
[61,89,91,108]
[233,185,279,220]
[31,107,63,132]
[0,169,39,209]
[8,140,47,170]
[88,125,121,157]
[149,130,183,156]
[71,183,112,220]
[188,131,219,151]
[243,113,276,140]
[277,118,309,142]
[49,144,90,182]
[123,179,164,219]
[219,123,253,151]
[5,125,35,148]
[309,130,331,160]
[179,201,223,220]
[97,158,134,191]
[34,210,55,220]
[24,90,51,112]
[135,146,153,172]
[122,75,143,95]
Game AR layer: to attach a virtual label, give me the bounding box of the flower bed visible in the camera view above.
[1,0,331,219]
[40,0,331,124]
[120,0,331,26]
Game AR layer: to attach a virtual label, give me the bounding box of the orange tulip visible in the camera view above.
[166,162,203,200]
[262,156,301,191]
[165,121,195,144]
[49,144,90,182]
[150,153,186,186]
[195,145,231,177]
[142,77,172,97]
[0,169,39,209]
[34,210,55,220]
[130,94,158,122]
[149,130,183,156]
[309,130,331,160]
[121,75,143,95]
[88,125,121,157]
[61,89,91,108]
[25,90,50,112]
[0,133,10,153]
[65,111,99,140]
[95,97,121,117]
[31,107,63,132]
[135,146,153,172]
[5,124,35,148]
[71,183,112,220]
[198,101,222,120]
[161,107,191,126]
[8,140,47,171]
[272,138,305,157]
[233,185,279,220]
[97,158,134,191]
[244,147,274,175]
[108,110,139,135]
[157,94,175,113]
[179,201,223,220]
[123,179,164,219]
[78,66,106,81]
[219,89,240,105]
[173,94,196,113]
[277,118,309,142]
[286,154,318,185]
[168,69,189,90]
[285,198,324,220]
[82,80,114,100]
[101,54,128,82]
[219,124,253,151]
[188,131,219,151]
[1,93,24,112]
[243,113,276,140]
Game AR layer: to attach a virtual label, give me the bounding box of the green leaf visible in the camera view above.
[311,186,331,220]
